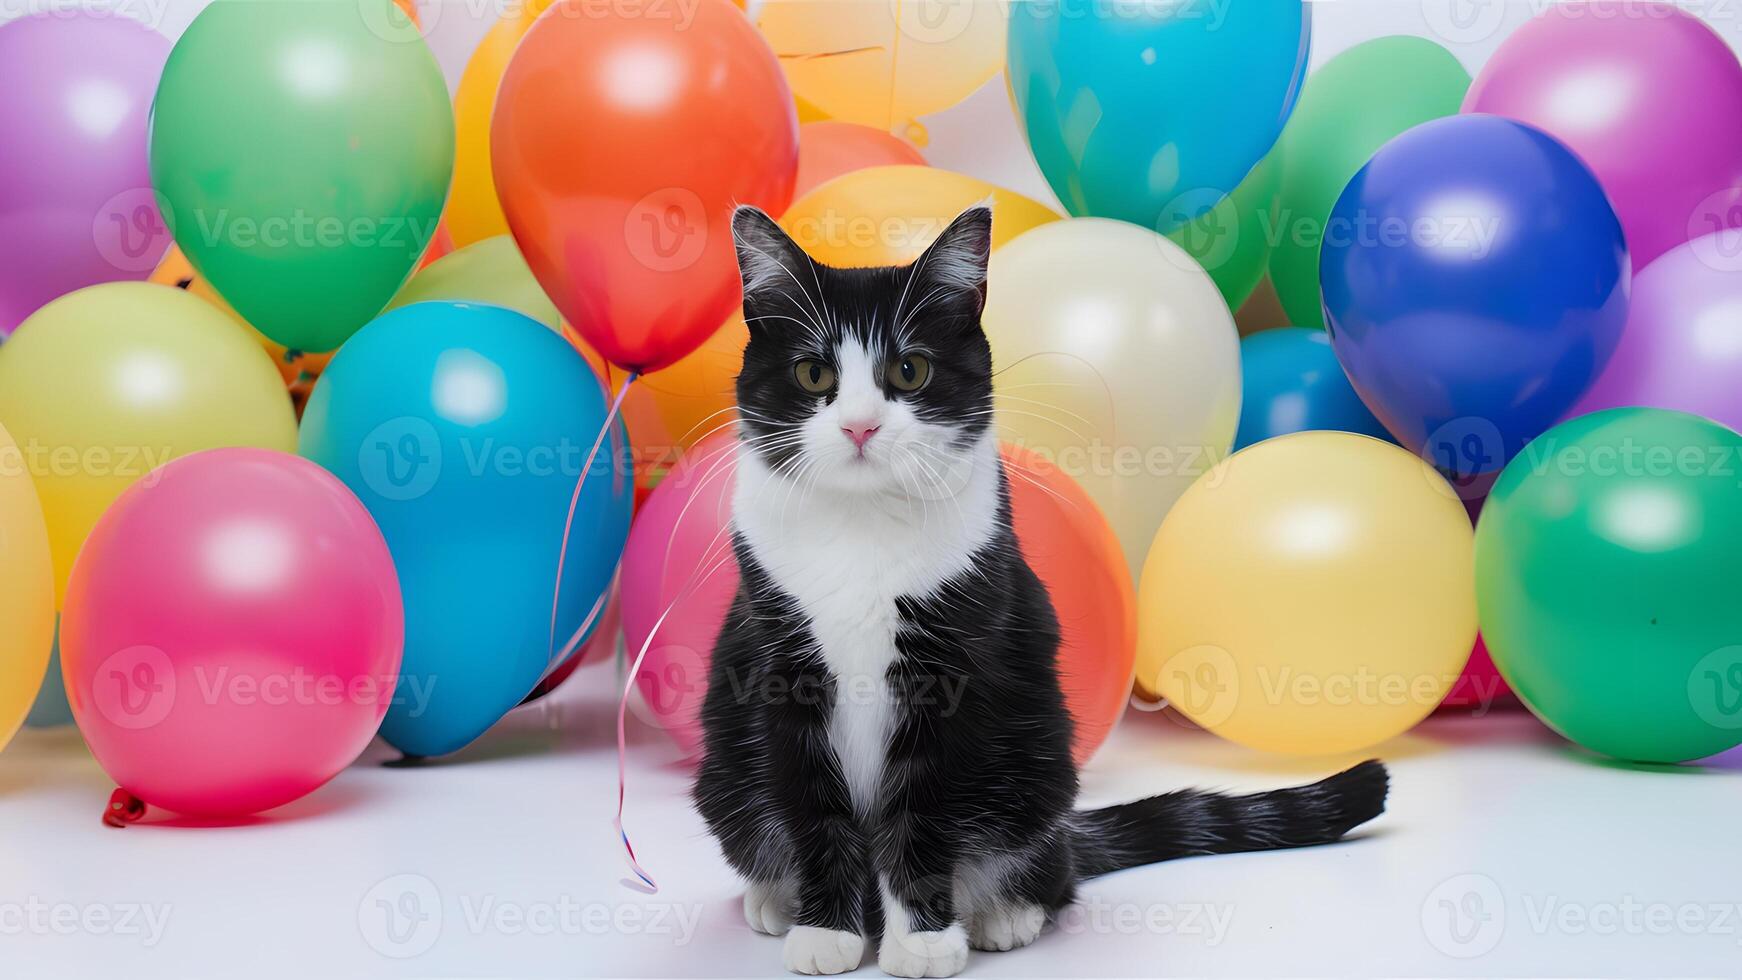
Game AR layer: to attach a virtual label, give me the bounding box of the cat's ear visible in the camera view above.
[912,204,993,316]
[731,205,810,309]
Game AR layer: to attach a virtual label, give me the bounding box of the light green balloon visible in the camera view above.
[387,236,562,333]
[1166,152,1280,312]
[150,0,454,353]
[1268,36,1470,329]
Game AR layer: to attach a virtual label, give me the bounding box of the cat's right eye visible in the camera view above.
[793,360,836,394]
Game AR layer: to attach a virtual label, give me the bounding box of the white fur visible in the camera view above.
[879,880,970,978]
[783,926,864,975]
[744,879,794,936]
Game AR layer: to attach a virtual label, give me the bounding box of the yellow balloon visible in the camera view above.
[448,0,556,248]
[386,235,562,332]
[781,165,1059,267]
[757,0,1007,137]
[1136,432,1476,756]
[0,420,54,751]
[0,283,299,605]
[981,218,1241,580]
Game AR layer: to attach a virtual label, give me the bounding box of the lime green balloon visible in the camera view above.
[1476,408,1742,764]
[1166,152,1280,312]
[1269,36,1470,329]
[386,236,561,332]
[150,0,454,354]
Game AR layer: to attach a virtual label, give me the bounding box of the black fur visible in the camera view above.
[693,207,1388,957]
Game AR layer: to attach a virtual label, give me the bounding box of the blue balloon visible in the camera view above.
[1235,328,1393,451]
[1321,114,1629,484]
[300,302,632,757]
[1008,0,1310,232]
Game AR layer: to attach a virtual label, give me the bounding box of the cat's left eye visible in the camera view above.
[886,354,931,392]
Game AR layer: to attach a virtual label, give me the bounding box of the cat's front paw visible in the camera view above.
[744,880,794,936]
[969,903,1046,951]
[783,925,865,975]
[878,923,969,978]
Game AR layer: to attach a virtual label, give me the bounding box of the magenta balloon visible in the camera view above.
[0,13,172,336]
[1464,2,1742,267]
[1569,230,1742,429]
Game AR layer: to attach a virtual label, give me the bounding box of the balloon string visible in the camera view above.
[548,372,637,665]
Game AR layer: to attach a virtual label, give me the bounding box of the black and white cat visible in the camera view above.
[694,205,1388,978]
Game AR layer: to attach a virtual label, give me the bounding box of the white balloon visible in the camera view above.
[982,218,1242,580]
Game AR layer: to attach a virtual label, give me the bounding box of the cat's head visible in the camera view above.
[730,205,995,496]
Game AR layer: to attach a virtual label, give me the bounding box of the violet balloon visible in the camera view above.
[1465,1,1742,267]
[1569,230,1742,429]
[0,14,172,336]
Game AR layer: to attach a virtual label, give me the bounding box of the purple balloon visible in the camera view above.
[1465,2,1742,268]
[1569,230,1742,430]
[0,13,172,337]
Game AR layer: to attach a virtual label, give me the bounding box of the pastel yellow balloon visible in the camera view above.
[982,218,1240,580]
[1136,432,1477,756]
[449,0,556,248]
[0,420,54,751]
[781,165,1059,267]
[386,235,562,332]
[0,283,298,605]
[758,0,1007,137]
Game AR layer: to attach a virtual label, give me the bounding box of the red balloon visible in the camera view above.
[491,0,798,373]
[793,121,927,199]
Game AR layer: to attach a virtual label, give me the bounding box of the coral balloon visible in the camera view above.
[757,0,1007,139]
[781,166,1059,268]
[150,0,453,353]
[0,421,54,752]
[982,218,1242,580]
[449,0,556,248]
[794,121,927,199]
[492,0,798,372]
[1137,432,1476,755]
[1477,409,1742,763]
[61,449,403,817]
[0,283,298,606]
[0,13,172,336]
[1464,2,1742,267]
[1004,447,1135,763]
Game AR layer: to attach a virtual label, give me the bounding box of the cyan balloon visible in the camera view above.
[1235,328,1392,451]
[1008,0,1310,233]
[300,302,632,757]
[1321,115,1629,486]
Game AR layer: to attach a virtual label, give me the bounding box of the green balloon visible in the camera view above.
[150,0,454,353]
[1476,408,1742,764]
[386,236,562,333]
[1268,36,1470,329]
[1166,152,1280,312]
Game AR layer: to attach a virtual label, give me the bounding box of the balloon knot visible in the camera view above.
[102,788,146,828]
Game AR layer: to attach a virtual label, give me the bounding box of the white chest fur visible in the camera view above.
[732,436,1002,812]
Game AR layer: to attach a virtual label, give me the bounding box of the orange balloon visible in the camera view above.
[149,247,328,413]
[417,219,455,271]
[491,0,798,373]
[449,0,555,248]
[793,121,927,198]
[1004,445,1137,763]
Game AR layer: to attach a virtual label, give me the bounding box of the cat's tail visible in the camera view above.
[1068,760,1388,879]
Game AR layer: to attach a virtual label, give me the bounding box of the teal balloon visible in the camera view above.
[1476,408,1742,764]
[300,303,632,757]
[24,622,72,728]
[1235,328,1392,451]
[1008,0,1310,233]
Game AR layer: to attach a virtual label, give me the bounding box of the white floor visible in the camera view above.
[3,658,1739,978]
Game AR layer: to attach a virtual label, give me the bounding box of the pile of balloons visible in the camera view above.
[6,0,1742,826]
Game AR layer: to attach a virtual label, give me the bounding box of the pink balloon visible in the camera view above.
[62,449,403,818]
[1439,636,1513,711]
[619,433,740,759]
[1464,2,1742,267]
[0,13,173,336]
[1568,229,1742,428]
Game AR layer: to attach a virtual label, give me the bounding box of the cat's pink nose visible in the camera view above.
[841,422,881,451]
